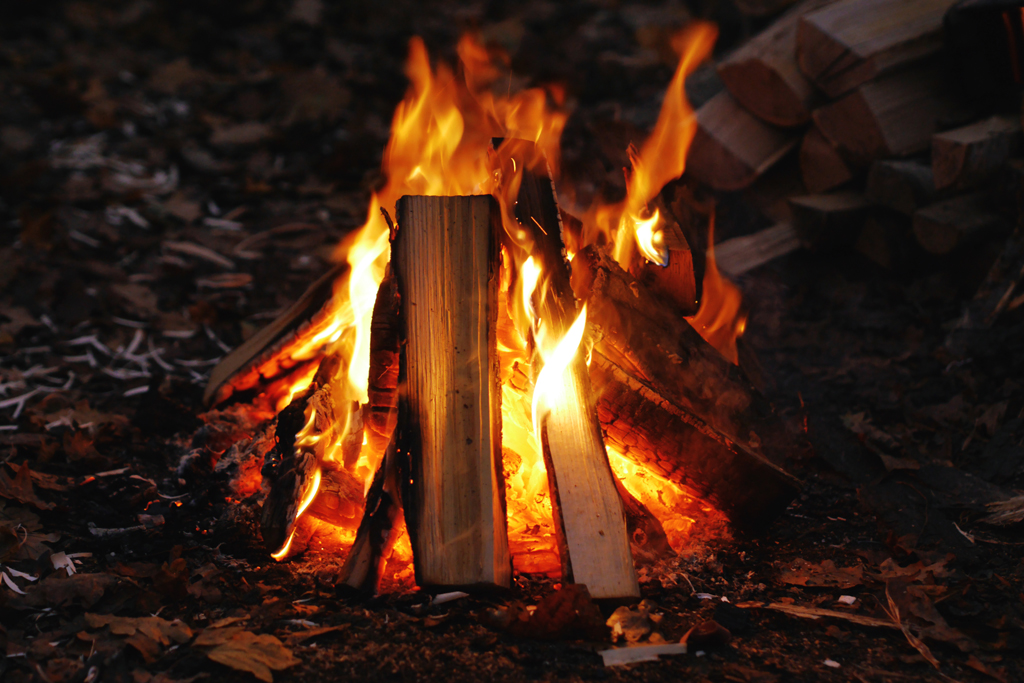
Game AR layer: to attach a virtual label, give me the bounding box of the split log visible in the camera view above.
[393,195,511,591]
[799,125,852,193]
[789,191,870,250]
[865,159,939,216]
[685,91,799,191]
[571,247,803,532]
[204,263,345,406]
[947,225,1024,353]
[932,115,1022,192]
[513,158,639,599]
[714,222,802,278]
[797,0,956,98]
[812,65,968,168]
[913,192,1006,255]
[718,0,831,127]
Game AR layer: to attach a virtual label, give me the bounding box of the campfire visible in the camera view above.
[201,26,801,600]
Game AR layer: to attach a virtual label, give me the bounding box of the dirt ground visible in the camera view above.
[1,1,1022,681]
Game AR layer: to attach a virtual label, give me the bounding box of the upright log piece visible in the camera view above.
[685,91,799,192]
[393,195,511,591]
[932,115,1022,192]
[571,247,803,532]
[514,160,640,599]
[718,0,832,127]
[797,0,956,98]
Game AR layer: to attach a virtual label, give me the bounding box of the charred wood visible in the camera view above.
[205,263,346,406]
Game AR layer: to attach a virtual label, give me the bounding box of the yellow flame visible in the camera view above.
[269,466,322,561]
[633,209,667,266]
[531,305,588,441]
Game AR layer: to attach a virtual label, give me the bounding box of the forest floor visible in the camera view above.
[1,1,1022,682]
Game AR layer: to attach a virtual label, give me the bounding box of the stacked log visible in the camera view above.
[688,0,1019,284]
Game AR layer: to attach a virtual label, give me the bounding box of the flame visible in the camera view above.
[633,209,667,266]
[249,25,745,577]
[685,216,746,364]
[531,305,588,441]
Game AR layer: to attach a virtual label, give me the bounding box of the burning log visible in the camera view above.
[799,125,852,194]
[571,247,803,532]
[338,264,404,592]
[717,0,830,127]
[393,195,511,590]
[797,0,954,98]
[514,160,640,599]
[204,263,345,407]
[685,91,799,191]
[631,182,712,317]
[932,115,1022,192]
[339,433,404,592]
[260,354,343,553]
[812,65,967,167]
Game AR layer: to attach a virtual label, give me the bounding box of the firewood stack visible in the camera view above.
[691,0,1024,306]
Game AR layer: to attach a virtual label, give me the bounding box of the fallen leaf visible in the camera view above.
[85,613,193,644]
[196,628,299,682]
[0,502,59,560]
[0,462,55,510]
[779,558,864,589]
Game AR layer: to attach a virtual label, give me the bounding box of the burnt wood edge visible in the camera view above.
[204,262,347,407]
[338,431,402,593]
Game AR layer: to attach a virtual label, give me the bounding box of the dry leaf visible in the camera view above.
[85,613,193,644]
[196,628,299,682]
[0,502,60,561]
[0,462,54,510]
[779,558,864,589]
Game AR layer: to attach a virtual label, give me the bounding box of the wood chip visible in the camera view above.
[599,643,688,666]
